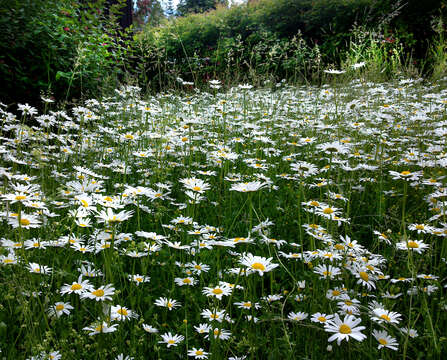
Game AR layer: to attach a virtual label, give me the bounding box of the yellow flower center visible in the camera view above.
[407,241,419,248]
[3,259,14,264]
[71,283,82,291]
[210,314,219,319]
[332,290,341,296]
[81,200,89,207]
[310,201,320,207]
[359,271,369,281]
[323,208,334,214]
[318,316,327,322]
[339,324,351,334]
[415,224,424,230]
[92,289,105,297]
[55,304,65,311]
[183,278,191,284]
[117,308,128,316]
[195,350,204,355]
[212,288,223,295]
[379,338,388,345]
[243,302,251,308]
[323,271,331,276]
[95,325,103,332]
[20,218,31,226]
[335,244,344,250]
[400,171,411,176]
[135,277,143,282]
[194,265,202,270]
[380,314,391,322]
[15,195,27,200]
[192,186,201,191]
[251,262,266,271]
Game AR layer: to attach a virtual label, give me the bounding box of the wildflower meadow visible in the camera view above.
[1,73,447,359]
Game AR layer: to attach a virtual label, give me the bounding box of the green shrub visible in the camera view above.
[0,0,131,108]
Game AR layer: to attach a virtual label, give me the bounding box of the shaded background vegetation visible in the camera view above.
[0,0,446,108]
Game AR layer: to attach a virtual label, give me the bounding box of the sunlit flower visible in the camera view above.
[47,302,73,318]
[187,347,210,359]
[110,305,138,321]
[396,239,429,253]
[154,297,181,311]
[83,321,118,336]
[372,329,399,350]
[202,284,232,300]
[239,253,279,276]
[324,314,366,345]
[60,275,93,295]
[81,284,115,301]
[158,332,184,348]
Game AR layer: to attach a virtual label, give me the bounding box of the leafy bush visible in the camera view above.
[0,0,131,108]
[132,0,445,90]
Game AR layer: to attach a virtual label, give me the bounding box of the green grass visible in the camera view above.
[0,76,447,359]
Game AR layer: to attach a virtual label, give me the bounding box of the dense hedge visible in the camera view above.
[133,0,445,90]
[1,0,446,106]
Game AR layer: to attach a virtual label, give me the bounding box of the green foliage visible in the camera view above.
[130,0,446,90]
[177,0,227,16]
[429,17,447,81]
[0,0,131,107]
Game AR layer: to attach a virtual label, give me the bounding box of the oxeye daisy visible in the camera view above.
[81,284,115,301]
[313,264,341,279]
[234,301,260,310]
[8,213,41,229]
[186,261,210,275]
[200,308,227,323]
[288,311,309,321]
[60,275,93,295]
[110,305,138,321]
[206,328,232,340]
[128,274,150,285]
[400,327,418,338]
[324,314,366,345]
[174,277,196,286]
[202,284,232,300]
[154,297,181,310]
[0,252,17,265]
[396,239,429,253]
[115,354,134,360]
[230,181,267,192]
[311,313,334,324]
[194,323,211,334]
[142,324,158,333]
[187,347,210,359]
[158,332,184,348]
[371,308,402,324]
[83,321,118,336]
[27,262,52,275]
[180,177,211,193]
[372,329,399,350]
[96,208,133,225]
[239,253,279,276]
[47,301,74,318]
